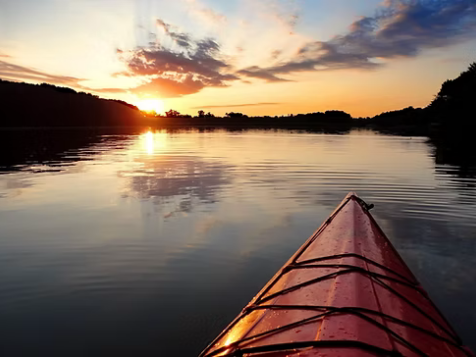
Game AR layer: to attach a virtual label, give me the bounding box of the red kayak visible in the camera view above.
[200,193,473,357]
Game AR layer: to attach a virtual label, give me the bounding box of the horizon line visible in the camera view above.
[191,102,281,109]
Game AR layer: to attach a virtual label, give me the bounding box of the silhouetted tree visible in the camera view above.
[110,100,139,111]
[424,61,476,147]
[225,112,247,118]
[198,110,205,118]
[325,110,352,120]
[430,62,476,110]
[165,109,181,118]
[427,62,476,125]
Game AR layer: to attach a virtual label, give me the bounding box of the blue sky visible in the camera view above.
[1,0,475,116]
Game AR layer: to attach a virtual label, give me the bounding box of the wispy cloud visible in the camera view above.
[192,102,281,109]
[0,60,127,94]
[91,87,127,93]
[156,19,192,48]
[185,0,227,26]
[0,60,86,87]
[238,0,476,81]
[266,0,300,34]
[237,66,292,82]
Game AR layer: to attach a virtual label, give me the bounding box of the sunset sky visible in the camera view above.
[1,0,475,117]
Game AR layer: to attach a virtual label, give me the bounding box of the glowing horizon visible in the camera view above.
[1,0,475,117]
[136,99,165,115]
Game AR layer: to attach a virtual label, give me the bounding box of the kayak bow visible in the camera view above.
[200,193,473,357]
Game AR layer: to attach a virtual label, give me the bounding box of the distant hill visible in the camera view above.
[0,80,145,127]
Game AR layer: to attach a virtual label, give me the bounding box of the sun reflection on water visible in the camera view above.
[142,130,167,155]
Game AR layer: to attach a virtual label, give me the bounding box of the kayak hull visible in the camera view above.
[200,193,472,357]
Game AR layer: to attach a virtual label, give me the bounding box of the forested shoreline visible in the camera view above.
[1,62,475,139]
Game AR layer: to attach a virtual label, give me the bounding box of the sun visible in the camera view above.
[136,98,164,114]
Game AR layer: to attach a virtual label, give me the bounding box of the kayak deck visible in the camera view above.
[200,193,472,357]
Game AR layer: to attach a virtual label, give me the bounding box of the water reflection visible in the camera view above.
[108,130,235,218]
[142,130,167,155]
[432,140,476,194]
[0,129,100,173]
[118,155,232,215]
[0,128,475,356]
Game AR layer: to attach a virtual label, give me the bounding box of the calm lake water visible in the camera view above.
[0,128,475,356]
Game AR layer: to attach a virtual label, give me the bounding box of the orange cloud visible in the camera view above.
[117,19,238,97]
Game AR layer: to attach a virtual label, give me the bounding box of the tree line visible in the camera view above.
[0,61,475,130]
